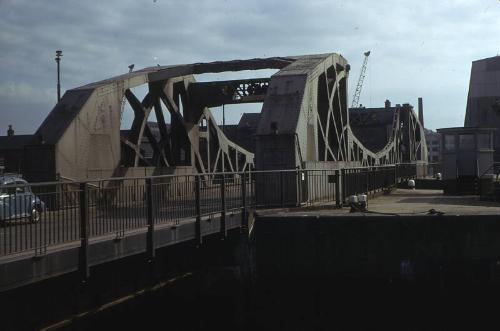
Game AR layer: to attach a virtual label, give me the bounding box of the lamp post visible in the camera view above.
[55,50,63,102]
[222,103,225,131]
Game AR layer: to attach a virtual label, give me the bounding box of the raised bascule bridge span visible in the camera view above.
[1,54,435,329]
[33,52,427,183]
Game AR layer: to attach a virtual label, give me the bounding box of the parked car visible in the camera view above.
[0,174,45,223]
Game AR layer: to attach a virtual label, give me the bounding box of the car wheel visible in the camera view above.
[30,205,42,223]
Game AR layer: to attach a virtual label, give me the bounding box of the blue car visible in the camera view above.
[0,174,45,223]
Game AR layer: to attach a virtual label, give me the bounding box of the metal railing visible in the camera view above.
[478,162,500,180]
[0,165,417,257]
[478,162,500,199]
[426,162,442,178]
[395,163,418,181]
[342,166,397,199]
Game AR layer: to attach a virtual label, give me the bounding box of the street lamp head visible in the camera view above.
[55,50,63,63]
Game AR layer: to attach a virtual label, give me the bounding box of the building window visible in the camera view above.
[459,134,474,150]
[477,133,491,149]
[444,135,455,152]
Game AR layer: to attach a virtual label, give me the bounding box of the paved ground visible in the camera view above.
[367,189,500,215]
[259,189,500,217]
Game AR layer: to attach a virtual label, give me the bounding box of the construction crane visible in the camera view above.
[350,51,371,108]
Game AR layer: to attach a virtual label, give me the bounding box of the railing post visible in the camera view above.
[220,174,226,238]
[335,169,341,208]
[241,171,247,228]
[394,164,398,186]
[146,178,155,261]
[296,169,302,207]
[195,175,202,245]
[254,171,259,207]
[79,182,89,281]
[371,168,375,193]
[365,168,369,195]
[341,168,346,205]
[280,171,285,207]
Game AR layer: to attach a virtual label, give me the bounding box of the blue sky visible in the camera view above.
[1,0,499,134]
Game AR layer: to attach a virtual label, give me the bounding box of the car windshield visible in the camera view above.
[0,178,28,195]
[0,185,16,195]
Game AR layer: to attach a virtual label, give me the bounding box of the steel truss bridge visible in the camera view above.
[34,53,426,182]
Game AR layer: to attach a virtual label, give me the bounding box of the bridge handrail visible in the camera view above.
[0,165,409,189]
[0,163,418,258]
[479,162,500,180]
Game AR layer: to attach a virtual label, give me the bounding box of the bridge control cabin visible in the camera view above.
[437,126,495,195]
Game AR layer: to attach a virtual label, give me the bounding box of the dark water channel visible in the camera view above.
[66,259,500,330]
[8,214,500,330]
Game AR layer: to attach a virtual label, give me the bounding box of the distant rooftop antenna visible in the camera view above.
[418,97,424,129]
[7,125,14,137]
[55,50,63,103]
[351,51,370,108]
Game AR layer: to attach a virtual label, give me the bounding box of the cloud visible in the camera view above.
[0,83,54,101]
[0,0,499,133]
[0,82,56,134]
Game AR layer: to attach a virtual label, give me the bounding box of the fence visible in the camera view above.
[0,164,417,257]
[342,166,397,199]
[426,163,442,178]
[396,163,418,180]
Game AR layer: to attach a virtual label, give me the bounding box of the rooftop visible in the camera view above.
[0,135,36,150]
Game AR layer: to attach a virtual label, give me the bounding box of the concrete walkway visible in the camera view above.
[367,189,500,215]
[259,189,500,217]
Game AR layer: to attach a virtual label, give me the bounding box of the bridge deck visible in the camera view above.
[258,189,500,217]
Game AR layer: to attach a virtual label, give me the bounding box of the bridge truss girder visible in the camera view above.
[255,53,427,170]
[36,53,426,182]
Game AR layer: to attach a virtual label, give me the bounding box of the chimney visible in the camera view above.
[384,99,391,108]
[418,97,424,129]
[7,125,14,137]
